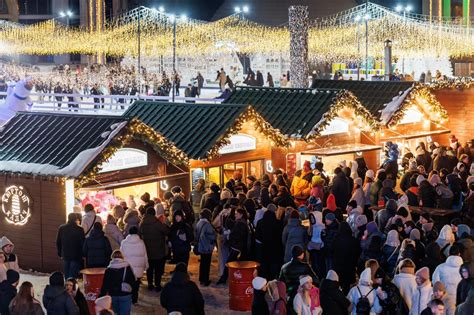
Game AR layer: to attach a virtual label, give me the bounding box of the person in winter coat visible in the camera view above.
[0,237,19,273]
[43,271,79,315]
[56,213,85,279]
[190,179,206,215]
[319,270,350,315]
[267,280,287,315]
[201,183,220,211]
[290,161,313,204]
[323,212,340,271]
[456,225,474,264]
[432,248,464,315]
[256,206,283,280]
[347,267,383,315]
[82,222,112,268]
[170,210,194,267]
[379,179,398,203]
[410,267,433,315]
[370,169,387,206]
[330,167,351,209]
[436,225,455,259]
[9,281,44,315]
[282,210,308,263]
[456,287,474,315]
[422,242,444,278]
[99,250,135,315]
[307,211,325,279]
[364,170,375,207]
[138,192,155,216]
[401,160,419,192]
[376,199,398,232]
[456,263,474,306]
[0,270,19,315]
[252,277,269,315]
[81,204,101,238]
[293,275,321,315]
[123,208,140,238]
[170,186,195,225]
[65,278,89,315]
[139,207,170,291]
[430,174,454,208]
[195,209,216,286]
[350,178,365,208]
[120,226,148,304]
[160,262,205,315]
[333,221,359,294]
[373,267,408,315]
[381,230,401,276]
[433,147,450,172]
[418,177,438,208]
[103,215,123,251]
[279,245,318,309]
[393,258,417,309]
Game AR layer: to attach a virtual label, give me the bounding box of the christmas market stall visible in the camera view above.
[223,86,381,178]
[310,80,450,166]
[124,102,288,190]
[0,112,188,271]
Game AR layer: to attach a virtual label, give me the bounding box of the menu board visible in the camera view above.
[191,168,205,189]
[286,153,297,179]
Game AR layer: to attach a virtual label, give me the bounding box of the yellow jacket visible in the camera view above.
[290,169,312,198]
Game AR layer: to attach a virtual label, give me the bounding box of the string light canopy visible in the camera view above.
[0,3,473,61]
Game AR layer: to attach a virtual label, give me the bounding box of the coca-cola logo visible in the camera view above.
[84,292,98,301]
[245,286,254,295]
[233,270,242,280]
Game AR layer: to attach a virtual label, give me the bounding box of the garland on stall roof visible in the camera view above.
[387,83,448,128]
[306,90,380,141]
[427,78,474,91]
[75,118,189,188]
[205,106,289,161]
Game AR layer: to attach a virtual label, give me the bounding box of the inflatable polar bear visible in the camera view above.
[0,78,33,125]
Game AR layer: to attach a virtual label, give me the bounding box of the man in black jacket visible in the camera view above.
[279,245,318,310]
[56,213,85,279]
[0,270,19,315]
[331,167,350,209]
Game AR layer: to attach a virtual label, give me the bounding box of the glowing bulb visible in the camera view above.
[243,5,249,13]
[234,6,241,13]
[159,6,165,12]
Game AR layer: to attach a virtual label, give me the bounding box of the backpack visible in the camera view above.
[356,286,374,315]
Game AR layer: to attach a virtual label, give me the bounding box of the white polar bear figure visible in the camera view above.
[0,78,33,125]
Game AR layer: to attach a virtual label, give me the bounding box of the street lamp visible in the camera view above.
[159,6,165,13]
[242,5,249,13]
[234,6,241,13]
[59,10,73,26]
[171,13,187,102]
[395,4,413,73]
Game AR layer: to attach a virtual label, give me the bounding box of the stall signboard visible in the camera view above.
[1,185,31,225]
[320,118,349,136]
[218,134,257,155]
[99,148,148,173]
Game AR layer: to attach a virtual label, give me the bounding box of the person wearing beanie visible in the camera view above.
[370,169,386,206]
[161,262,205,315]
[195,208,217,286]
[332,222,360,294]
[320,270,350,315]
[252,277,269,315]
[0,269,19,315]
[169,209,194,267]
[95,295,113,314]
[393,258,417,309]
[410,267,433,315]
[323,211,340,272]
[373,267,408,314]
[456,263,474,307]
[282,209,308,263]
[347,267,382,315]
[293,275,321,315]
[330,167,351,210]
[43,271,79,315]
[375,198,398,231]
[432,245,463,315]
[379,179,398,205]
[170,188,195,225]
[279,245,318,309]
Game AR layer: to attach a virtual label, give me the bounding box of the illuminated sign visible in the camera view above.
[219,134,257,155]
[99,148,148,173]
[320,118,350,136]
[1,185,31,225]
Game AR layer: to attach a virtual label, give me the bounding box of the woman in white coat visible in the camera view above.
[104,215,124,250]
[432,251,463,315]
[347,268,382,315]
[410,267,432,315]
[392,258,417,309]
[120,226,149,304]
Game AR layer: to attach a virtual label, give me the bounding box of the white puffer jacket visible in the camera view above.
[409,281,432,315]
[392,273,417,309]
[432,255,463,315]
[120,234,149,278]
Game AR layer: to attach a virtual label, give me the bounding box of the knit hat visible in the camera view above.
[49,271,64,286]
[416,267,430,282]
[354,178,363,186]
[355,215,368,227]
[326,194,337,211]
[252,277,267,290]
[6,270,19,284]
[325,213,336,222]
[366,170,375,179]
[292,245,304,258]
[267,203,277,212]
[210,183,220,193]
[410,228,421,241]
[433,281,446,292]
[366,221,378,234]
[299,275,312,286]
[95,295,112,312]
[303,160,311,168]
[398,258,416,274]
[416,175,426,186]
[359,268,372,285]
[374,268,386,279]
[326,270,339,282]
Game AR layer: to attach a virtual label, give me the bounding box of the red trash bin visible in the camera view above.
[81,268,106,315]
[227,261,259,311]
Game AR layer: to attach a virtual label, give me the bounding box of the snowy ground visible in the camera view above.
[21,252,250,315]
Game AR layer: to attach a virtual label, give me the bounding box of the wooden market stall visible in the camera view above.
[0,112,188,272]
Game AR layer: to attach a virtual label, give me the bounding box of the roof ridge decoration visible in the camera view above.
[307,90,380,141]
[427,78,474,91]
[385,83,448,128]
[205,106,289,160]
[72,118,189,188]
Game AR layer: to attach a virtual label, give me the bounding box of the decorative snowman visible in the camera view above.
[0,78,34,125]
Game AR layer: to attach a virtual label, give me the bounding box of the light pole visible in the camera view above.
[395,4,412,74]
[355,15,361,80]
[364,12,370,80]
[234,6,250,75]
[59,10,73,26]
[171,13,187,102]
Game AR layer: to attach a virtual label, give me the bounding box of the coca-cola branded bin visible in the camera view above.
[81,268,106,315]
[226,261,259,311]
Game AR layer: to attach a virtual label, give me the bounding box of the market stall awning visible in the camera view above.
[380,129,451,141]
[301,144,382,156]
